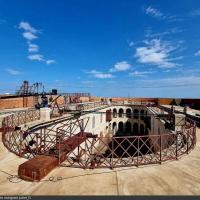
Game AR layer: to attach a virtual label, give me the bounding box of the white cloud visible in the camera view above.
[144,6,182,22]
[19,21,37,33]
[145,28,183,38]
[135,39,180,68]
[139,76,200,87]
[46,59,55,65]
[23,32,37,40]
[87,70,114,79]
[110,61,131,72]
[28,54,55,65]
[145,6,164,19]
[129,41,135,47]
[28,54,44,61]
[6,69,22,75]
[19,21,55,65]
[190,9,200,16]
[164,69,171,73]
[129,70,153,77]
[28,43,39,52]
[195,50,200,56]
[95,73,113,79]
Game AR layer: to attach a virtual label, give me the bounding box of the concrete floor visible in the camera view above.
[0,128,200,195]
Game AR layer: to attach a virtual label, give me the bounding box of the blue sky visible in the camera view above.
[0,0,200,98]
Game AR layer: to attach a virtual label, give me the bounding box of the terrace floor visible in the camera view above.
[0,127,200,195]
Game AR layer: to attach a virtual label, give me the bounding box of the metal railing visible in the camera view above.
[1,111,196,169]
[57,119,196,168]
[2,109,40,128]
[50,101,108,118]
[1,109,40,157]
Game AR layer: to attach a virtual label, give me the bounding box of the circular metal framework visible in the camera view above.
[1,109,196,169]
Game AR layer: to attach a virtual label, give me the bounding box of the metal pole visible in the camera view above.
[85,139,87,169]
[176,134,178,160]
[137,137,139,167]
[58,133,61,165]
[194,124,196,146]
[18,113,20,126]
[44,128,46,154]
[160,135,162,164]
[19,131,23,156]
[187,130,189,154]
[36,133,39,154]
[111,137,114,169]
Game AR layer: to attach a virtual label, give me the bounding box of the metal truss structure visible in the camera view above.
[1,107,196,169]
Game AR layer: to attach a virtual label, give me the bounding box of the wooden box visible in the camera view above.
[18,155,58,181]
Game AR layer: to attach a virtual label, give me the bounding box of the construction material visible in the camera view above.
[18,155,58,181]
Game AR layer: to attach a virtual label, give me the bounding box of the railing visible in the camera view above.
[63,93,90,97]
[50,101,108,118]
[157,105,200,127]
[69,101,107,111]
[1,110,196,168]
[111,102,156,106]
[57,119,196,168]
[2,109,40,128]
[1,109,40,157]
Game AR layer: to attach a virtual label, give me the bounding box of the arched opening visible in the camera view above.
[133,109,139,119]
[112,122,117,130]
[118,122,124,133]
[145,127,148,135]
[113,108,117,118]
[140,110,144,120]
[119,108,124,118]
[126,108,132,118]
[140,124,145,135]
[125,121,131,134]
[92,116,95,129]
[133,123,139,135]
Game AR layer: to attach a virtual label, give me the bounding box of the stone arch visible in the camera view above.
[145,127,148,135]
[133,109,139,119]
[118,121,124,132]
[133,123,139,135]
[119,108,124,118]
[113,122,117,130]
[126,108,132,118]
[125,121,132,133]
[140,110,144,120]
[140,124,145,135]
[113,108,117,118]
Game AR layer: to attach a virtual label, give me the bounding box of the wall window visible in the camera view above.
[126,108,132,118]
[133,123,139,135]
[133,109,139,119]
[113,122,117,130]
[140,110,144,120]
[125,121,131,133]
[118,122,124,132]
[113,108,117,118]
[140,124,145,135]
[119,108,124,118]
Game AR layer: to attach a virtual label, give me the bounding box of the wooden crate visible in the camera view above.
[18,155,58,181]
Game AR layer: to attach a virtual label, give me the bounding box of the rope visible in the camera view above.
[0,170,22,183]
